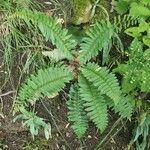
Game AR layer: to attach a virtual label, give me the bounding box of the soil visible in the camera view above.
[0,1,135,150]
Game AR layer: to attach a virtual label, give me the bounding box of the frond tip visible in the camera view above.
[114,95,134,120]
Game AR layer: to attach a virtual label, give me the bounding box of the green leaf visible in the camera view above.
[79,75,108,132]
[130,2,150,17]
[115,1,129,14]
[121,75,138,93]
[143,36,150,47]
[14,9,77,60]
[79,21,114,64]
[17,65,72,106]
[81,62,122,104]
[125,27,142,37]
[67,84,88,138]
[141,68,150,92]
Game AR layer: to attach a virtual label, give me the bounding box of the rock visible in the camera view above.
[71,0,92,25]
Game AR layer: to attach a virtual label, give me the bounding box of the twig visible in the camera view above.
[19,45,53,51]
[0,90,16,97]
[9,66,23,114]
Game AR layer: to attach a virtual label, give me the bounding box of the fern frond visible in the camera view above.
[79,21,114,64]
[67,84,88,138]
[17,65,72,107]
[113,15,139,33]
[79,75,108,132]
[13,9,76,60]
[113,96,134,120]
[81,62,121,104]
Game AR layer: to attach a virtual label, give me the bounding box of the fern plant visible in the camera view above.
[17,62,127,139]
[15,65,73,139]
[16,65,73,107]
[79,74,108,132]
[113,14,139,33]
[14,8,134,141]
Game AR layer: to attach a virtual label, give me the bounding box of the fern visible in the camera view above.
[13,9,76,60]
[67,84,88,138]
[79,21,114,64]
[11,8,138,140]
[113,15,139,33]
[113,95,134,120]
[81,62,122,104]
[16,65,72,108]
[79,75,108,132]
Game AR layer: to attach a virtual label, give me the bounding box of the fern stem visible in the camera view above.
[79,140,84,150]
[95,117,123,150]
[41,100,71,149]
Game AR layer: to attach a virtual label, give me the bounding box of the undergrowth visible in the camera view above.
[0,0,150,149]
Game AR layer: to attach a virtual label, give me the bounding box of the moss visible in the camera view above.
[70,0,112,25]
[71,0,92,25]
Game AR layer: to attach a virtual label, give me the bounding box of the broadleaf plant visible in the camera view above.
[113,2,150,148]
